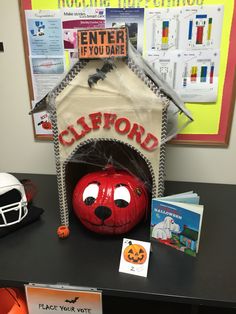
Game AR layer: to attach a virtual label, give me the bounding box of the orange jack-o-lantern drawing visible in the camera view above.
[72,165,148,235]
[123,241,147,264]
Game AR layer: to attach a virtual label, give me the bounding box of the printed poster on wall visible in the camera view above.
[25,10,65,136]
[105,8,144,53]
[25,10,64,56]
[62,8,106,67]
[174,49,220,102]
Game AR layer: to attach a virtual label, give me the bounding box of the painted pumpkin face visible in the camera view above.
[72,166,148,234]
[123,242,147,264]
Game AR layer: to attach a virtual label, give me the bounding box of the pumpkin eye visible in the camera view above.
[114,186,130,208]
[83,183,99,206]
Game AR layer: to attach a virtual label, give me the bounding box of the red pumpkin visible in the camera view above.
[72,165,148,234]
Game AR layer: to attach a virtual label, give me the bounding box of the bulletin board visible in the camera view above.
[19,0,236,146]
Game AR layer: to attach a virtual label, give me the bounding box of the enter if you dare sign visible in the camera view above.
[78,28,127,59]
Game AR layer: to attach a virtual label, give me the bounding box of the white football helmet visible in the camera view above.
[0,173,28,227]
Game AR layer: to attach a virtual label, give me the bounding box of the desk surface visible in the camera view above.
[0,174,235,308]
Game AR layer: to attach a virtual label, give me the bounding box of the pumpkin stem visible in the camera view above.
[128,241,133,245]
[104,164,116,174]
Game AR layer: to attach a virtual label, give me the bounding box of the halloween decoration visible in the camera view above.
[57,225,70,239]
[38,121,52,130]
[29,30,192,238]
[0,288,28,314]
[123,241,147,264]
[88,59,116,88]
[72,165,148,235]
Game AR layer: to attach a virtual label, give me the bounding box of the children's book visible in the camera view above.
[151,192,204,257]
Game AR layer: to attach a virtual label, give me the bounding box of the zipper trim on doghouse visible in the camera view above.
[49,61,89,227]
[126,58,168,197]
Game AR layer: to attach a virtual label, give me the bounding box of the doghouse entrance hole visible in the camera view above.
[64,140,154,212]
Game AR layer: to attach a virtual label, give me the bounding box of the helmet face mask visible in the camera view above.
[0,174,28,227]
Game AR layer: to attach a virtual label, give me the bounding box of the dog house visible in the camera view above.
[31,41,192,236]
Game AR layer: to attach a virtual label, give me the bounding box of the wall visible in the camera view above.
[0,0,235,184]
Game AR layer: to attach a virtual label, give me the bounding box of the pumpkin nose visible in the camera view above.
[95,206,112,221]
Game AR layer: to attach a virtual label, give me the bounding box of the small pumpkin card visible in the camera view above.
[119,238,151,277]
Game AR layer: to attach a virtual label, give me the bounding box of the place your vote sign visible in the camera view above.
[25,285,102,314]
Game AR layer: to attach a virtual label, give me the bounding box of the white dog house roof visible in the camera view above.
[31,43,191,229]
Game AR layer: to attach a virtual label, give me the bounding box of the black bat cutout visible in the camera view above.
[65,297,79,303]
[88,59,116,88]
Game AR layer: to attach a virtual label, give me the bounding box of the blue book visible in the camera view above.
[151,192,204,257]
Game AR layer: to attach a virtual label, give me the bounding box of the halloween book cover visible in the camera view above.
[151,192,204,257]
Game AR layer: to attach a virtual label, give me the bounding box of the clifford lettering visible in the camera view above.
[58,112,159,152]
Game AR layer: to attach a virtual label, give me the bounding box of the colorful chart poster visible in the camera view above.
[145,5,223,103]
[25,285,102,314]
[174,50,220,102]
[179,5,224,51]
[145,7,180,53]
[106,8,144,53]
[145,51,180,89]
